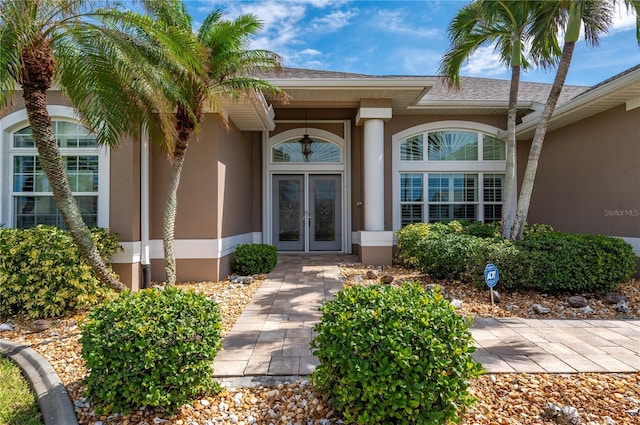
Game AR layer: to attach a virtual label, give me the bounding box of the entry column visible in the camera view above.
[356,99,393,265]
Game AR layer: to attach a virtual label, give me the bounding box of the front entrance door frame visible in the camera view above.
[263,121,352,253]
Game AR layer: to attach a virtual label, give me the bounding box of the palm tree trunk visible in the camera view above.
[501,63,520,239]
[163,149,186,285]
[20,44,125,292]
[163,105,194,285]
[512,41,576,239]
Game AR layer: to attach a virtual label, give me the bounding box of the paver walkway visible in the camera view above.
[213,255,640,378]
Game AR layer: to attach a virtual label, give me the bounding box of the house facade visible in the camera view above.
[1,66,638,289]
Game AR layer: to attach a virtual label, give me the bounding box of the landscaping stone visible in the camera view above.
[380,275,394,284]
[613,300,630,313]
[30,319,51,332]
[0,323,13,332]
[557,406,581,425]
[366,270,378,279]
[533,304,551,314]
[568,295,588,308]
[605,293,627,305]
[579,305,595,315]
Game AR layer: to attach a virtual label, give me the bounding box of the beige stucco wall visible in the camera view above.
[518,104,640,238]
[147,113,260,282]
[109,135,141,241]
[218,123,262,237]
[149,115,220,241]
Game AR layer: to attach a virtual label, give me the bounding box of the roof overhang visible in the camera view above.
[218,90,276,131]
[262,77,437,113]
[514,67,640,140]
[408,99,541,116]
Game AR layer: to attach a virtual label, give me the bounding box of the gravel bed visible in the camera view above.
[1,267,639,425]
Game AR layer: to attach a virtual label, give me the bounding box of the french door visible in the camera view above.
[272,174,342,251]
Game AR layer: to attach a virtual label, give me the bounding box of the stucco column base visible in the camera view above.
[357,231,394,266]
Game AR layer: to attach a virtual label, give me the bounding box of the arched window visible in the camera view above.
[393,122,506,229]
[8,120,107,228]
[272,139,341,163]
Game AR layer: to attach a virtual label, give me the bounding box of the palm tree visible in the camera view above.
[511,0,640,238]
[440,0,561,239]
[159,9,282,285]
[0,0,200,291]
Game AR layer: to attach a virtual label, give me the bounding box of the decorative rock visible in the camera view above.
[533,304,551,315]
[450,299,463,308]
[237,276,254,284]
[352,275,363,283]
[0,323,13,332]
[613,301,630,313]
[579,306,594,315]
[605,293,627,305]
[30,319,51,332]
[568,296,588,308]
[541,402,561,419]
[380,275,394,284]
[557,405,580,425]
[366,270,378,279]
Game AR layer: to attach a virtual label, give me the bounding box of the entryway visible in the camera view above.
[272,174,342,251]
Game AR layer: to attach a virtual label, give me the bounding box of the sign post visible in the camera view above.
[484,263,499,305]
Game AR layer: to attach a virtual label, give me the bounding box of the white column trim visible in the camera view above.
[363,118,385,231]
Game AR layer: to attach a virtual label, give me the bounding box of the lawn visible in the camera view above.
[0,356,43,425]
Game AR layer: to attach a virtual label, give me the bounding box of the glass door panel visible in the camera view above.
[310,175,341,251]
[272,175,304,251]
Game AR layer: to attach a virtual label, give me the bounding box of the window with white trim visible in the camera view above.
[394,125,506,228]
[272,139,341,163]
[10,121,105,228]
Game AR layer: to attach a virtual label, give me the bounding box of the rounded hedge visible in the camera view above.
[80,286,223,414]
[0,225,119,319]
[232,243,277,275]
[311,283,483,424]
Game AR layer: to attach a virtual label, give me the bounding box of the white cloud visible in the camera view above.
[461,45,507,77]
[610,3,637,33]
[374,9,442,38]
[311,9,357,31]
[300,48,322,56]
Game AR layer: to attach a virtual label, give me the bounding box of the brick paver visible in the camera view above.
[213,255,640,377]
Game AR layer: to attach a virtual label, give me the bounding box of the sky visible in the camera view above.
[184,0,640,87]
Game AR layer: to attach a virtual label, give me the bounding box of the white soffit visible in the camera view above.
[515,67,640,140]
[263,77,436,113]
[218,91,276,131]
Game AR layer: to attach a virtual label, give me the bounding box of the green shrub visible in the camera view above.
[465,221,500,238]
[516,232,636,293]
[0,225,119,319]
[394,221,635,294]
[80,286,223,414]
[232,243,277,275]
[312,283,483,425]
[395,223,433,268]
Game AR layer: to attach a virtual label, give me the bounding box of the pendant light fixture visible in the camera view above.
[298,109,313,161]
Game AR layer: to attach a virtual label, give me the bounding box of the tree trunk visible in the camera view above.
[501,63,520,239]
[512,41,576,239]
[163,105,194,285]
[20,43,125,292]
